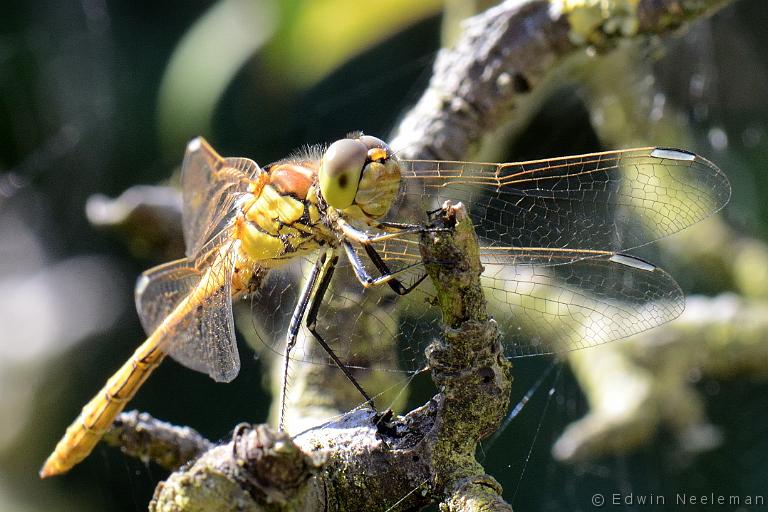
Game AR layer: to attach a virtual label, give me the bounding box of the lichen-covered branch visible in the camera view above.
[151,425,325,511]
[390,0,734,160]
[103,411,213,472]
[419,203,513,511]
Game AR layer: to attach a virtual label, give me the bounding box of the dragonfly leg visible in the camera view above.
[373,220,431,232]
[304,250,375,409]
[337,217,446,245]
[374,219,452,235]
[342,240,427,295]
[362,242,428,294]
[281,250,374,430]
[281,252,325,430]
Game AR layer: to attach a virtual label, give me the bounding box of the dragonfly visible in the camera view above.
[40,133,730,478]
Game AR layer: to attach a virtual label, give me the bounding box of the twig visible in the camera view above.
[103,411,213,471]
[419,203,512,511]
[390,0,734,161]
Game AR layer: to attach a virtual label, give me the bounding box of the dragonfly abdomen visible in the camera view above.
[40,262,231,478]
[39,330,166,478]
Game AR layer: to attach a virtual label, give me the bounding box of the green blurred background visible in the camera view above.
[1,0,767,510]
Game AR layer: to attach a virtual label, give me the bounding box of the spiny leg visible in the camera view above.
[304,250,374,408]
[337,217,446,294]
[282,253,324,430]
[363,242,427,294]
[337,217,448,245]
[343,240,427,295]
[376,220,431,231]
[281,250,374,430]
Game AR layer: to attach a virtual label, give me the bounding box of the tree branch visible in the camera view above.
[103,411,213,472]
[390,0,734,160]
[554,293,768,462]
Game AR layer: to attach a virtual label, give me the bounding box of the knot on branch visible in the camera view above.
[428,319,505,382]
[150,424,325,511]
[233,424,326,505]
[444,474,512,512]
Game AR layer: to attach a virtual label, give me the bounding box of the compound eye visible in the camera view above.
[319,138,367,209]
[358,135,392,159]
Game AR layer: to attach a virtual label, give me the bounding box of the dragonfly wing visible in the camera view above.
[136,240,240,382]
[399,147,730,262]
[181,137,261,259]
[245,254,432,373]
[135,258,201,335]
[167,241,240,382]
[368,232,684,357]
[480,251,684,357]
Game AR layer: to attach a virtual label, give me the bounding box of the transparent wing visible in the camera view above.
[181,137,261,259]
[245,255,431,373]
[244,248,682,369]
[135,238,240,382]
[397,147,731,264]
[369,236,684,357]
[135,258,201,334]
[481,252,684,357]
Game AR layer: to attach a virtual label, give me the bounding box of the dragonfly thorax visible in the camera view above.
[233,134,402,268]
[235,166,331,267]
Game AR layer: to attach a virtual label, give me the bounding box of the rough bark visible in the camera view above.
[103,411,213,472]
[390,0,733,161]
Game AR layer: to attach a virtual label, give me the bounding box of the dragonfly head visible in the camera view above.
[318,135,401,219]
